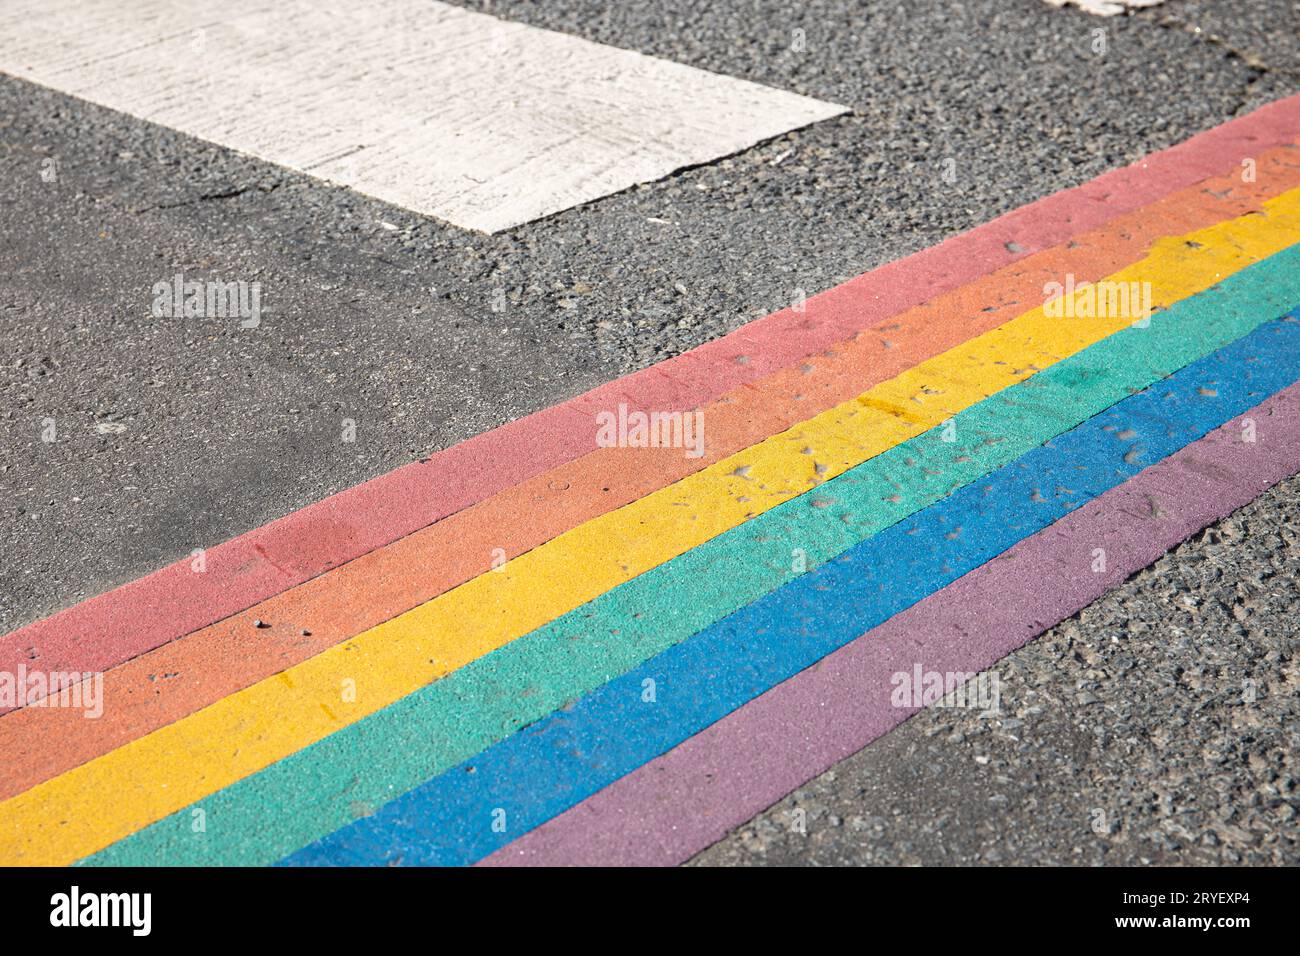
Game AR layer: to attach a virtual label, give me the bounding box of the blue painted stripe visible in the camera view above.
[282,307,1300,867]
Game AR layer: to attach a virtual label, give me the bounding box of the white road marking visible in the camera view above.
[1041,0,1167,15]
[0,0,846,232]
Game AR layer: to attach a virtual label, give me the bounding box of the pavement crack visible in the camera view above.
[137,181,280,214]
[1154,15,1282,73]
[1136,10,1300,118]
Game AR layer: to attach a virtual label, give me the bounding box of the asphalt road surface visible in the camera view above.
[1,0,1297,865]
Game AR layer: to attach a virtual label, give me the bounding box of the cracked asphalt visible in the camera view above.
[0,0,1297,864]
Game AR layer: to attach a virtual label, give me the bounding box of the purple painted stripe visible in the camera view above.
[482,380,1300,867]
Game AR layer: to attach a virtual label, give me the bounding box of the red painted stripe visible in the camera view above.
[4,93,1299,689]
[483,380,1300,867]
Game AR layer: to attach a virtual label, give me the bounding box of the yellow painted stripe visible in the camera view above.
[5,193,1300,866]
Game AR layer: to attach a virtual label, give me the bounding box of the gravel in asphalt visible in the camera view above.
[0,0,1296,865]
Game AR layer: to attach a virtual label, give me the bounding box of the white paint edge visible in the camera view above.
[0,0,848,232]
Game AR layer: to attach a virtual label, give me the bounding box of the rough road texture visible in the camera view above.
[0,0,1297,866]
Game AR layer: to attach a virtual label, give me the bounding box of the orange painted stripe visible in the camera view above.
[2,142,1297,801]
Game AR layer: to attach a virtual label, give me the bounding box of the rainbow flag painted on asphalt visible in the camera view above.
[3,94,1300,867]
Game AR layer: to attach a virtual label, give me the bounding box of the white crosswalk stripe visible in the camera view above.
[0,0,846,232]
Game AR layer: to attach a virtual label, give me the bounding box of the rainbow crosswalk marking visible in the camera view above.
[286,309,1300,866]
[85,243,1300,866]
[7,143,1300,806]
[487,374,1300,866]
[2,95,1300,867]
